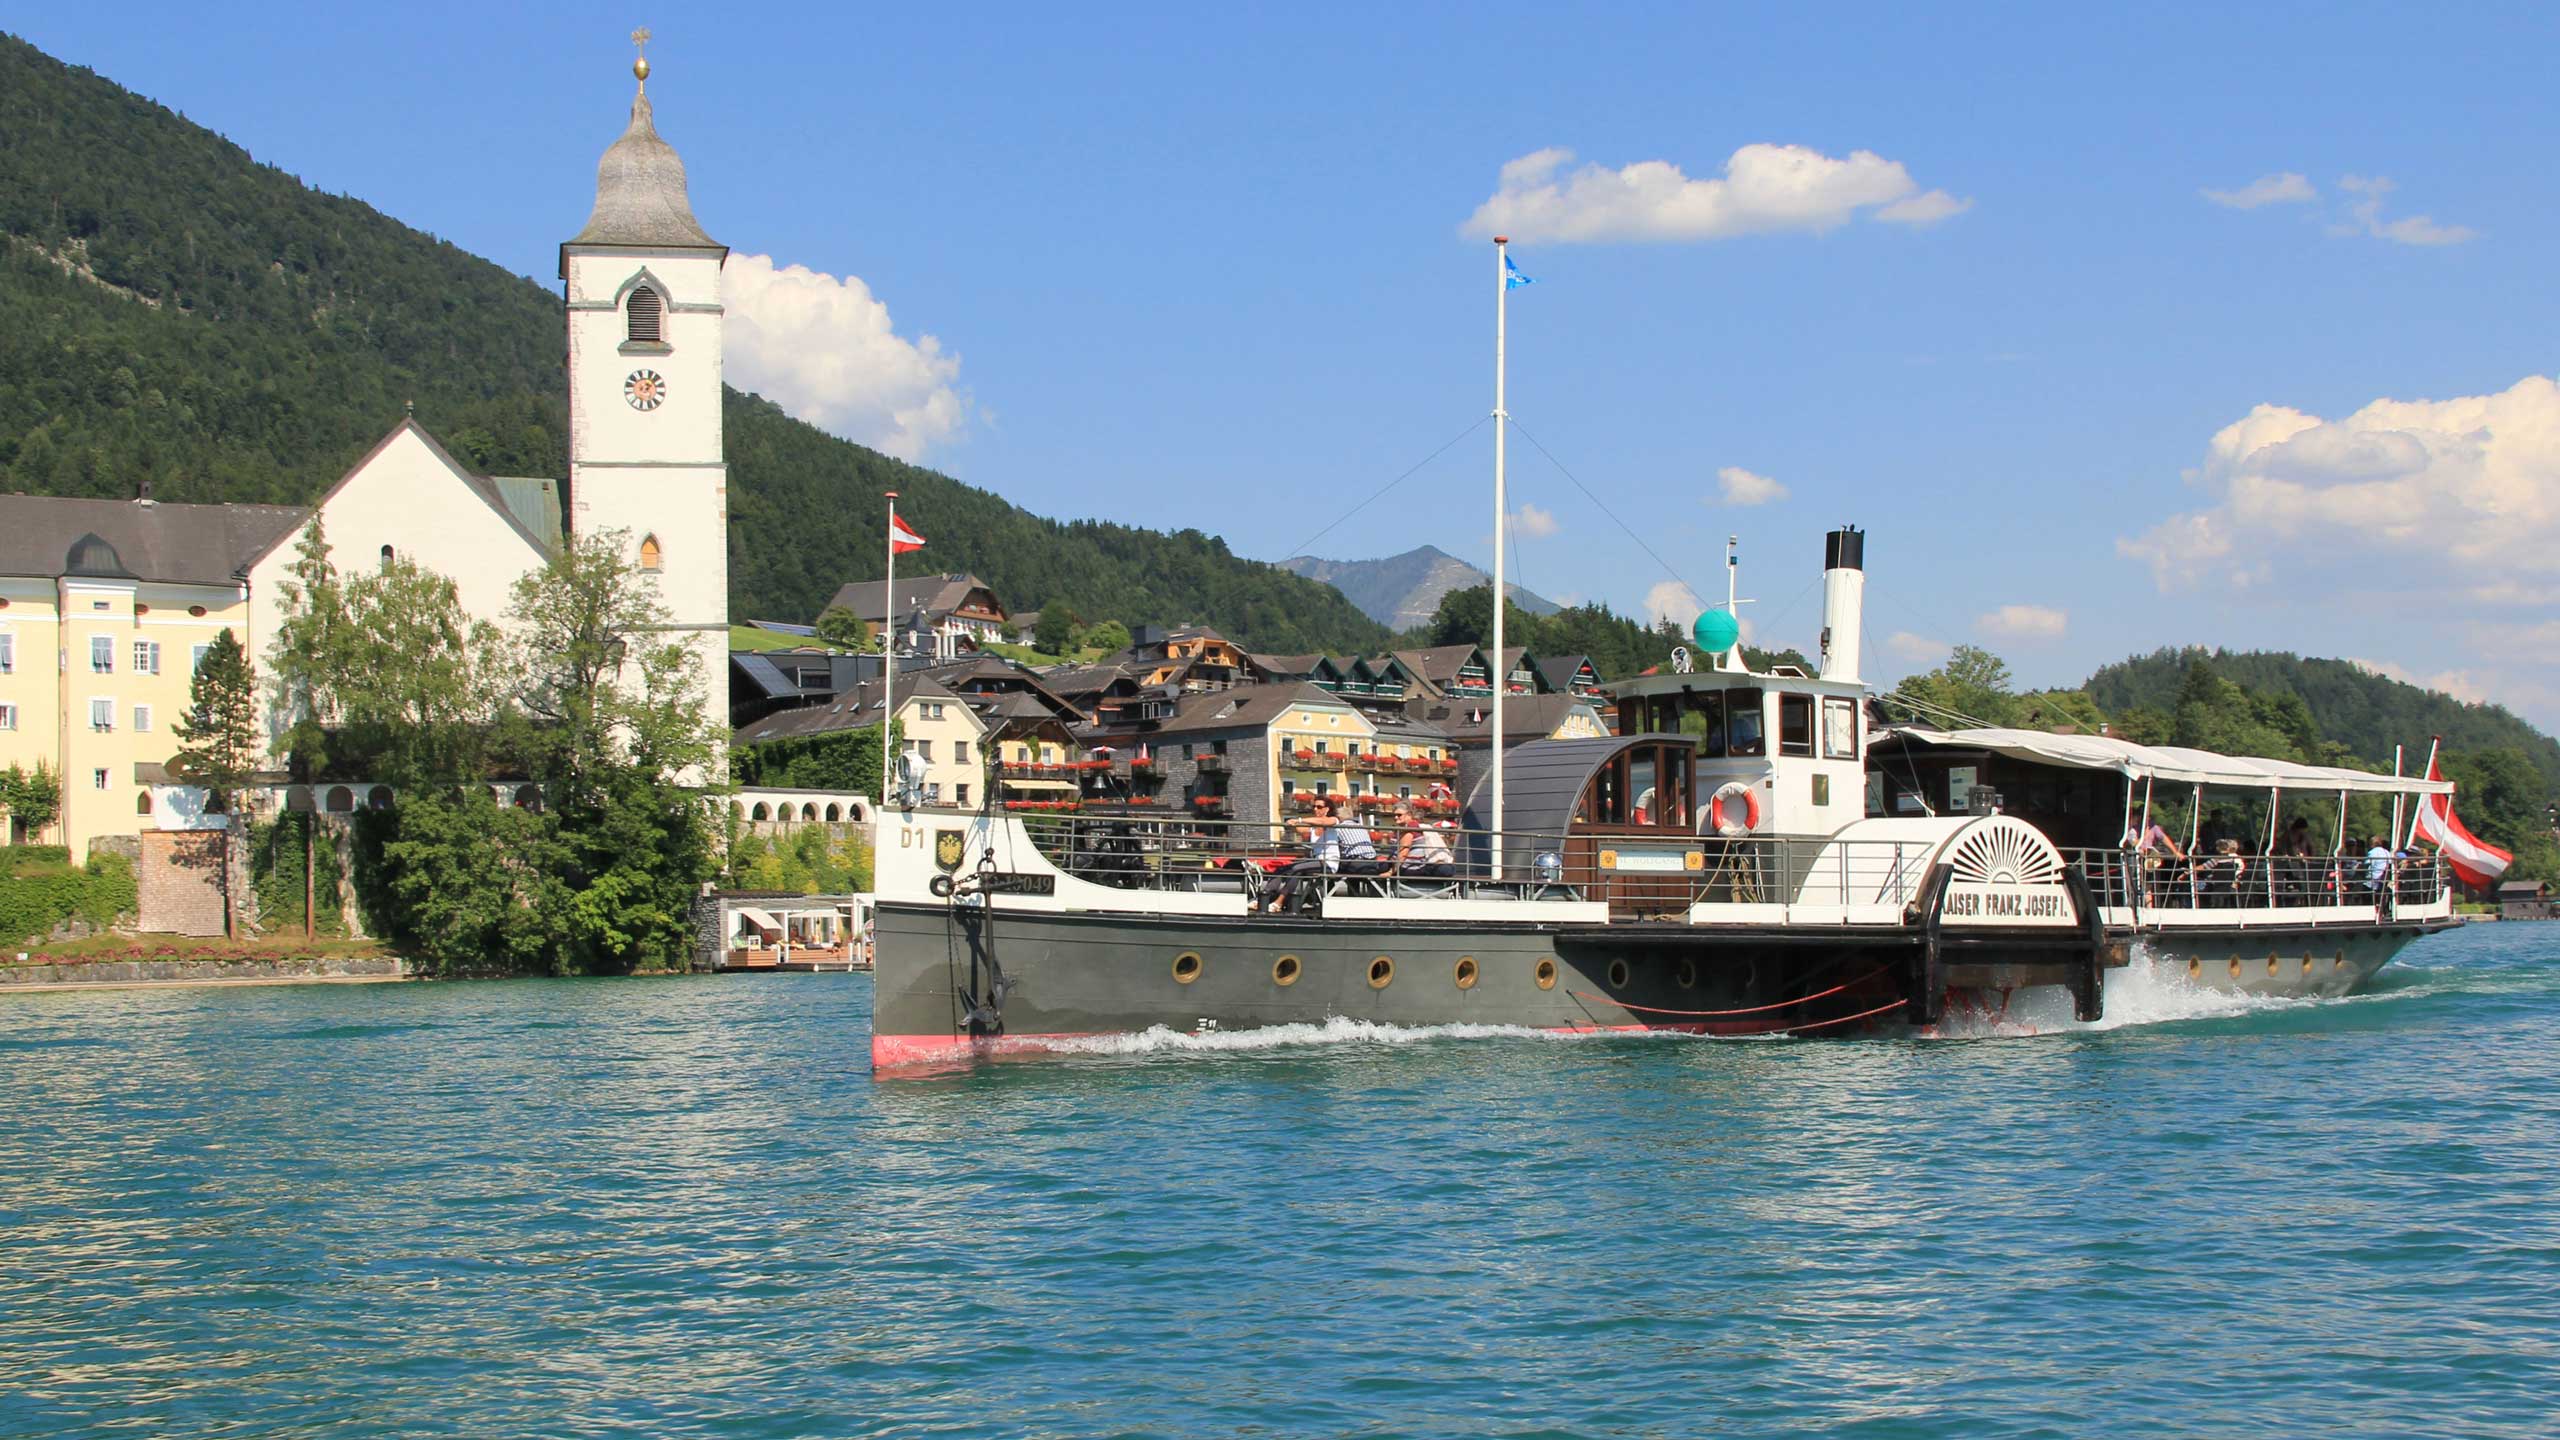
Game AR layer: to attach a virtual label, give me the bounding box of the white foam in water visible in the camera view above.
[1917,943,2317,1039]
[1016,1015,1738,1059]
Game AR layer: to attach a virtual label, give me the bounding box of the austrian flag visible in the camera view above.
[889,514,927,555]
[2411,751,2512,889]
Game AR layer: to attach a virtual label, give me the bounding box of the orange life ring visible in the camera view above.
[1709,781,1761,837]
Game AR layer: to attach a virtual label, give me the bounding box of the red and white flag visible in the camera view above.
[2410,751,2512,889]
[889,513,927,554]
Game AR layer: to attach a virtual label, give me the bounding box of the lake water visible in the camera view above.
[3,924,2556,1438]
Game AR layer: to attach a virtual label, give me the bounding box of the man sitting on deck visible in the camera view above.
[1389,803,1457,884]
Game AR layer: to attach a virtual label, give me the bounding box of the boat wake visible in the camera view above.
[1918,945,2347,1039]
[1016,1015,1740,1060]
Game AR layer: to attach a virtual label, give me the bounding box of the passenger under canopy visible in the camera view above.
[1882,727,2452,796]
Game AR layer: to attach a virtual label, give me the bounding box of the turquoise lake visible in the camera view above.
[4,923,2556,1437]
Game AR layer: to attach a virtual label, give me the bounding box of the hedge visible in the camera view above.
[0,852,137,947]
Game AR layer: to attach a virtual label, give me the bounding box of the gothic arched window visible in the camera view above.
[627,285,665,345]
[639,535,663,571]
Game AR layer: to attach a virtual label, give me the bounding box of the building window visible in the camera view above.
[191,643,210,673]
[627,284,665,345]
[91,636,113,673]
[133,705,152,733]
[137,792,153,816]
[954,740,970,764]
[93,768,109,790]
[955,783,970,806]
[0,703,14,730]
[638,535,663,571]
[915,739,933,761]
[0,633,11,673]
[90,699,114,732]
[380,544,395,567]
[133,640,160,674]
[924,782,942,803]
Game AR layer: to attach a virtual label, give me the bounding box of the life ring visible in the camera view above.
[1708,781,1761,837]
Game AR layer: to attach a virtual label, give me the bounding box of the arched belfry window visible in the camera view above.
[638,535,663,572]
[627,285,665,346]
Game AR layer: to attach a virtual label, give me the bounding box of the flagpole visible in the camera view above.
[2388,743,2404,853]
[2404,736,2442,851]
[1490,236,1509,864]
[882,490,900,811]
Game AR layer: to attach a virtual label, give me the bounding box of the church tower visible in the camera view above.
[561,36,729,759]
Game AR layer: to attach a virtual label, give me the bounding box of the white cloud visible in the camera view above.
[2203,172,2317,209]
[2347,657,2488,704]
[721,253,968,460]
[1885,631,1952,664]
[1644,580,1704,629]
[2120,374,2560,591]
[1510,503,1559,538]
[1978,604,2068,641]
[1716,465,1789,506]
[2332,175,2476,246]
[1463,144,1969,245]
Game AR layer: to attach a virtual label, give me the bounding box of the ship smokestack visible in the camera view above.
[1819,526,1864,685]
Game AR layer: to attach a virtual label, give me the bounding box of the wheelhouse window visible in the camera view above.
[1822,697,1860,760]
[1725,688,1765,757]
[627,285,665,345]
[1778,694,1815,757]
[1680,689,1726,757]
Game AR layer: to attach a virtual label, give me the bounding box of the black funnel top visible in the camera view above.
[1824,526,1865,573]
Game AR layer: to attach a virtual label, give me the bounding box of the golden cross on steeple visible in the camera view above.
[631,27,652,84]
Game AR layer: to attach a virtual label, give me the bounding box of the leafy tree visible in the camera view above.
[1083,619,1132,654]
[1885,645,2020,728]
[0,762,61,842]
[1034,602,1082,655]
[358,789,562,974]
[813,604,871,650]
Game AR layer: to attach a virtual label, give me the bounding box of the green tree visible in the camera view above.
[1034,602,1083,655]
[1886,645,2020,728]
[1083,618,1132,654]
[170,628,261,936]
[0,762,61,843]
[813,604,871,650]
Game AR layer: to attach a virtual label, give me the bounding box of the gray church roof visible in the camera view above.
[569,86,721,251]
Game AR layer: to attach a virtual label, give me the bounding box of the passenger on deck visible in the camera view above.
[2365,836,2395,897]
[2198,837,2247,906]
[2125,816,2186,903]
[1263,795,1382,915]
[1389,803,1457,881]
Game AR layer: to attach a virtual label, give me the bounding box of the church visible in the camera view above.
[0,50,732,861]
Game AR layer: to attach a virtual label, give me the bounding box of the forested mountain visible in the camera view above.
[2085,649,2560,792]
[0,33,1387,654]
[1282,546,1556,631]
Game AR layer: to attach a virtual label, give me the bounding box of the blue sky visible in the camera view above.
[20,4,2560,722]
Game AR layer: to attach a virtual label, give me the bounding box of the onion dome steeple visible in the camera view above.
[567,30,722,253]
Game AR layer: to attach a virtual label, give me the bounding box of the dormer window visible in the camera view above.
[627,285,664,345]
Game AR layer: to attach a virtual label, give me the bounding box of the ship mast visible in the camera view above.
[1490,236,1510,855]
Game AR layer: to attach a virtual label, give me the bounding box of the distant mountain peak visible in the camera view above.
[1282,546,1558,632]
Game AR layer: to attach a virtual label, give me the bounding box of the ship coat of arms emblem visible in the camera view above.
[934,829,966,874]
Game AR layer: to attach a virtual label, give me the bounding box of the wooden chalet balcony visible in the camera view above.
[1193,753,1230,774]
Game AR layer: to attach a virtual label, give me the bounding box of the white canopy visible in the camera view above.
[1893,727,2452,796]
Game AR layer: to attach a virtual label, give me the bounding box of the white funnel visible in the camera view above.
[1819,527,1864,684]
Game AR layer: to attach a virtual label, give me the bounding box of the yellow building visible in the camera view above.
[0,500,306,858]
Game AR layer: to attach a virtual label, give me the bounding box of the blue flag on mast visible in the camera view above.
[1505,254,1533,290]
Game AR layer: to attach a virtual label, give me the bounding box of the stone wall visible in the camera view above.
[138,830,228,937]
[0,954,406,988]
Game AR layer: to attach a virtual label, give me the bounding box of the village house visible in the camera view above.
[824,573,1008,660]
[732,674,989,809]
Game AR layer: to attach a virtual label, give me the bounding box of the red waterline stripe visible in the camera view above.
[1564,965,1889,1018]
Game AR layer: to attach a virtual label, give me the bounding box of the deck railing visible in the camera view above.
[2065,847,2449,914]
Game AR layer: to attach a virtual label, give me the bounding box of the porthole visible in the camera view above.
[2266,955,2280,977]
[1675,959,1698,990]
[1272,954,1301,987]
[1172,951,1203,985]
[1368,956,1394,990]
[1534,958,1558,991]
[2228,958,2242,980]
[2301,956,2314,975]
[1607,959,1631,989]
[1453,956,1478,990]
[2188,957,2202,980]
[2333,952,2347,970]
